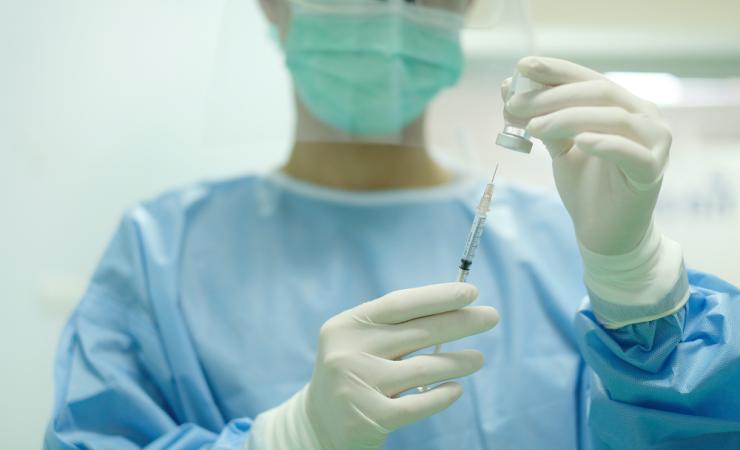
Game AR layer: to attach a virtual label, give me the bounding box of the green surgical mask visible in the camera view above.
[284,3,465,137]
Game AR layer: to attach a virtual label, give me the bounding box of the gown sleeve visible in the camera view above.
[575,270,740,449]
[44,211,253,450]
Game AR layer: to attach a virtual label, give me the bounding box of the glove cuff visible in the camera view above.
[245,385,323,450]
[579,223,690,329]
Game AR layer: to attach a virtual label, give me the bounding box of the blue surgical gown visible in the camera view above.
[45,172,740,449]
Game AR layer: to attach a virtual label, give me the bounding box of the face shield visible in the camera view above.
[205,0,533,154]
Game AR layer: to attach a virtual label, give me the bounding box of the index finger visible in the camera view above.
[358,283,478,325]
[518,56,604,86]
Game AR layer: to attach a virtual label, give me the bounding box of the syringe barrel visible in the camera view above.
[460,214,486,263]
[477,183,494,214]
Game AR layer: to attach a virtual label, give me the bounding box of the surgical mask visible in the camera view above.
[284,2,465,137]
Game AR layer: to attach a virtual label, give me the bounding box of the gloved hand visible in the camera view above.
[505,56,670,255]
[246,282,499,450]
[504,57,688,328]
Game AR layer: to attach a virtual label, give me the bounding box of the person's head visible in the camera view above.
[258,0,469,143]
[258,0,291,38]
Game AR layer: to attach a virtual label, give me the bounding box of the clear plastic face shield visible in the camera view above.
[207,0,534,153]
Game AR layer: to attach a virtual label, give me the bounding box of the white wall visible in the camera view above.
[1,1,292,446]
[2,1,739,447]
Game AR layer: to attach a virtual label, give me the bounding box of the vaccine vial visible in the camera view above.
[496,70,545,153]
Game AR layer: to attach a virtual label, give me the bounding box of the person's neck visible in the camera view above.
[282,142,453,191]
[281,98,453,191]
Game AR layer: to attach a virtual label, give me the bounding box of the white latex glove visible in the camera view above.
[246,283,499,450]
[504,57,689,328]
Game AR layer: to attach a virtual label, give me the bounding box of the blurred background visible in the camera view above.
[2,0,739,446]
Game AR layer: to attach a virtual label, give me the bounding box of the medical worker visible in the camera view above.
[46,0,740,449]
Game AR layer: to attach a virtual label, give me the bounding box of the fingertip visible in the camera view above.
[470,306,500,330]
[390,381,464,428]
[500,77,512,100]
[526,116,545,135]
[504,94,521,116]
[435,381,463,402]
[466,283,479,300]
[574,132,600,148]
[483,306,501,327]
[503,108,529,129]
[518,56,545,77]
[465,349,485,370]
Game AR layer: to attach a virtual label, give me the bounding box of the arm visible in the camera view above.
[45,213,253,450]
[503,56,740,448]
[46,210,499,450]
[575,270,740,449]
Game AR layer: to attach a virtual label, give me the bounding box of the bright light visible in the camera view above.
[606,72,684,106]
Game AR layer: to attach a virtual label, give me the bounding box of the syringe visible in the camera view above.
[434,163,499,354]
[418,165,499,392]
[456,163,499,284]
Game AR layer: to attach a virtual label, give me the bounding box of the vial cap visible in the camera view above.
[496,132,533,153]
